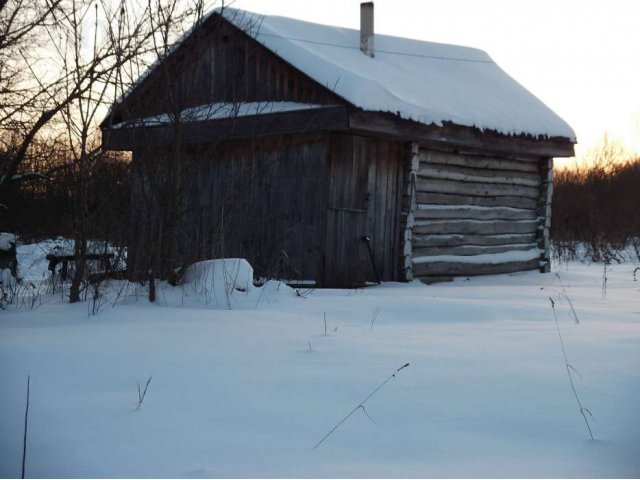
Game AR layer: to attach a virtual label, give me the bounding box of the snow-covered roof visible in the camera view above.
[112,101,326,128]
[217,8,574,141]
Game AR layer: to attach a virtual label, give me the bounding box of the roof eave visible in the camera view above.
[347,110,575,158]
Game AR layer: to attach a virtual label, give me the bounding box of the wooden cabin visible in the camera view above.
[101,4,575,287]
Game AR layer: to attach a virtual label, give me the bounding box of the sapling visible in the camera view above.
[136,375,153,411]
[88,280,104,316]
[549,297,594,439]
[313,363,410,449]
[111,279,131,308]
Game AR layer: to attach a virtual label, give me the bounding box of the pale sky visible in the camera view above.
[229,0,640,164]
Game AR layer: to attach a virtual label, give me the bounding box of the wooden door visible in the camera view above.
[324,135,372,287]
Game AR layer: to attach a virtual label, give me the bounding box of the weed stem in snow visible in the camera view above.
[22,375,30,479]
[313,363,409,449]
[549,297,594,439]
[554,273,580,323]
[370,306,381,330]
[136,375,153,411]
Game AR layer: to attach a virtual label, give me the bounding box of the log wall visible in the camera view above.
[411,149,549,279]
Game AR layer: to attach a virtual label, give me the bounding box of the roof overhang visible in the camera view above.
[103,105,574,158]
[348,110,575,158]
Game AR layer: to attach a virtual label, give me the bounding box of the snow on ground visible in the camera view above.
[1,244,639,478]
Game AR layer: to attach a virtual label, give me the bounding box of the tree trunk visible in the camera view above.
[69,237,86,303]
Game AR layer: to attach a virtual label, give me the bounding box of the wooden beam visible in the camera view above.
[412,233,537,248]
[415,177,540,199]
[101,106,349,150]
[413,258,540,277]
[413,242,538,257]
[421,150,540,173]
[348,111,575,158]
[415,192,538,210]
[420,162,542,184]
[419,165,541,187]
[415,206,537,221]
[413,219,539,235]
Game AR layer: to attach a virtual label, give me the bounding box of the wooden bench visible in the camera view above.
[46,253,114,280]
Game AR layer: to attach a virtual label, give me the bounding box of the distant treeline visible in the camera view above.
[552,153,640,259]
[0,139,131,246]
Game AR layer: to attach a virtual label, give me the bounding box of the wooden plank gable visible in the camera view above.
[105,13,348,127]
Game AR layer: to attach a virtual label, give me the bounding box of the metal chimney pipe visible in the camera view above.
[360,2,374,57]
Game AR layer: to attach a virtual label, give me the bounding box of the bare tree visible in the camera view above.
[0,0,65,200]
[1,0,212,302]
[0,0,205,200]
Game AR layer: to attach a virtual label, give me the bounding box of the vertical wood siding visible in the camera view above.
[128,134,329,283]
[324,134,403,286]
[120,17,345,123]
[128,132,405,287]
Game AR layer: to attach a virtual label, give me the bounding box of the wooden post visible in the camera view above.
[61,260,68,281]
[399,142,419,281]
[538,157,553,272]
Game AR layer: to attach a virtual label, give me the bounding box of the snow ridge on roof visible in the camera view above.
[220,8,575,141]
[112,101,325,128]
